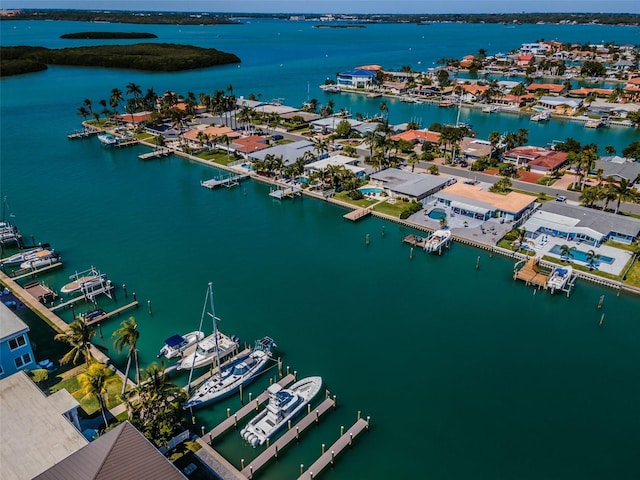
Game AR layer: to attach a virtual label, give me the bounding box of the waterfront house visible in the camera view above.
[519,43,548,55]
[303,154,367,179]
[0,372,86,480]
[34,421,186,480]
[310,116,363,134]
[460,137,493,162]
[527,83,567,95]
[522,202,640,246]
[369,168,451,201]
[536,96,583,114]
[336,69,377,89]
[433,182,537,222]
[515,55,535,67]
[249,139,316,166]
[231,135,270,155]
[623,77,640,102]
[0,301,35,379]
[568,87,614,98]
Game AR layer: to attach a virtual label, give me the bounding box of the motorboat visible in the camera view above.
[183,336,276,409]
[320,84,341,93]
[0,222,19,245]
[240,376,323,447]
[97,133,120,147]
[531,111,550,122]
[158,331,205,359]
[547,265,573,293]
[61,267,107,294]
[19,249,60,269]
[177,332,239,370]
[82,308,106,322]
[482,105,498,113]
[425,229,451,253]
[1,244,51,267]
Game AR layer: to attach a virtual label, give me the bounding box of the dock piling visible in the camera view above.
[365,233,370,246]
[476,255,480,270]
[597,295,604,309]
[123,284,127,297]
[410,246,413,260]
[147,300,152,315]
[599,314,605,327]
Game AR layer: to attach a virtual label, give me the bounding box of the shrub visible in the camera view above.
[348,189,364,200]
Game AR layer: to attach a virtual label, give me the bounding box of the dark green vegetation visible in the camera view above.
[61,32,158,39]
[0,43,240,77]
[3,10,239,25]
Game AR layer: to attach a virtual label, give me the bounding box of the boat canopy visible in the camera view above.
[164,335,186,347]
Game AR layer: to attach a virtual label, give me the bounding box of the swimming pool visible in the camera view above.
[549,245,614,265]
[296,177,309,185]
[427,208,447,220]
[240,163,253,171]
[360,187,383,195]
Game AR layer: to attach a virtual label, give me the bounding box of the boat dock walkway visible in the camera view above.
[514,257,549,288]
[240,397,336,478]
[67,128,99,139]
[138,148,172,160]
[10,262,63,280]
[201,174,250,189]
[50,282,115,311]
[298,416,370,480]
[403,233,428,249]
[85,301,139,326]
[343,207,372,222]
[269,186,303,200]
[205,374,296,443]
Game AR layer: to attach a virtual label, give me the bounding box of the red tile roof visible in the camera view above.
[527,83,566,93]
[391,129,441,143]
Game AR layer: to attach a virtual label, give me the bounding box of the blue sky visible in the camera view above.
[4,1,640,14]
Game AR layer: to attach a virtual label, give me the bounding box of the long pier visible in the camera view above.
[204,374,296,443]
[343,207,371,221]
[298,416,370,480]
[241,397,336,478]
[269,186,302,199]
[49,282,115,311]
[138,147,172,160]
[10,262,63,280]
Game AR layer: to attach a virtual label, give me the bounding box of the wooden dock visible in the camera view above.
[201,174,250,189]
[514,257,549,288]
[241,397,336,478]
[403,233,428,249]
[85,300,139,326]
[298,417,370,480]
[23,280,58,304]
[204,374,296,443]
[138,148,172,160]
[50,282,115,311]
[67,129,98,139]
[115,139,139,148]
[343,208,371,222]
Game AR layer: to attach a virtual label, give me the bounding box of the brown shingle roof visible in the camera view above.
[34,421,186,480]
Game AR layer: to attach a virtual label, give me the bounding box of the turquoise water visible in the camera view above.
[2,19,640,480]
[549,245,615,265]
[359,187,383,195]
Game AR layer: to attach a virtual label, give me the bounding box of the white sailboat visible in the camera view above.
[178,283,240,389]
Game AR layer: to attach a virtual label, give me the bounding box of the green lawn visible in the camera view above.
[623,260,640,287]
[333,191,379,208]
[50,367,124,415]
[373,200,410,218]
[536,177,558,186]
[195,150,237,165]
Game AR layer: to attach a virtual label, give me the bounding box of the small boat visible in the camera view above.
[0,223,19,245]
[177,332,239,370]
[547,265,573,293]
[1,244,51,267]
[82,308,106,321]
[584,118,607,128]
[183,336,276,409]
[61,268,107,294]
[320,84,341,93]
[425,229,451,253]
[531,111,550,122]
[97,133,120,147]
[482,105,498,113]
[158,331,205,359]
[240,376,323,447]
[19,249,60,269]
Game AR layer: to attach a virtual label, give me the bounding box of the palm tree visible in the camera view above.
[408,152,419,172]
[112,317,140,394]
[516,228,528,251]
[580,147,598,190]
[109,88,124,113]
[611,178,637,214]
[488,131,501,162]
[559,244,574,262]
[78,363,114,428]
[379,100,388,126]
[605,145,616,155]
[586,249,600,270]
[55,317,95,366]
[77,106,90,121]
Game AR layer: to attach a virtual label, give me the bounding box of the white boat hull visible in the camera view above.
[240,376,322,447]
[425,230,451,253]
[176,332,239,370]
[158,331,205,359]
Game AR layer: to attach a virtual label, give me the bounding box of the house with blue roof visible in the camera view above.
[337,69,377,89]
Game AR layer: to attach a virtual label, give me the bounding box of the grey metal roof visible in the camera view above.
[370,169,449,197]
[34,421,186,480]
[595,157,640,182]
[249,140,315,166]
[540,201,640,237]
[0,301,29,342]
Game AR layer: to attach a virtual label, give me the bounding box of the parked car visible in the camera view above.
[271,134,284,141]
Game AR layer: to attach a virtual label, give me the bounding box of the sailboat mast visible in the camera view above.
[209,282,222,378]
[186,283,211,390]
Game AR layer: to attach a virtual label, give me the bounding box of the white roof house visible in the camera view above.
[304,154,366,177]
[370,168,451,200]
[248,140,316,166]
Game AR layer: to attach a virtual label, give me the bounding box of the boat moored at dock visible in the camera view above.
[60,267,107,294]
[547,265,574,294]
[183,336,276,409]
[1,244,51,267]
[240,376,323,447]
[19,249,60,270]
[158,331,205,359]
[425,230,452,253]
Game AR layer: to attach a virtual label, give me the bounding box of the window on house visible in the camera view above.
[8,335,26,351]
[14,353,32,369]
